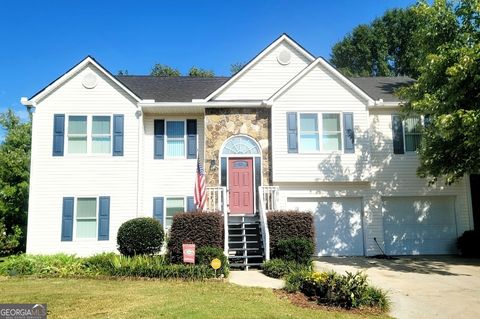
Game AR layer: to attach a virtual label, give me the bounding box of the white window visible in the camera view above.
[404,116,423,152]
[67,115,112,154]
[92,116,111,154]
[68,116,88,153]
[76,198,97,239]
[298,112,342,152]
[166,121,186,158]
[165,197,185,228]
[322,113,342,151]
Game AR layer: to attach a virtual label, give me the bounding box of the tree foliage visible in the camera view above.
[398,0,480,184]
[0,109,31,252]
[150,64,181,77]
[188,66,215,77]
[330,7,422,77]
[230,62,245,75]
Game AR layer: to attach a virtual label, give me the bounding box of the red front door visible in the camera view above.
[228,158,254,215]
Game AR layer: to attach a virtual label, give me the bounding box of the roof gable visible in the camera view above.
[269,58,375,104]
[28,56,141,104]
[205,34,315,101]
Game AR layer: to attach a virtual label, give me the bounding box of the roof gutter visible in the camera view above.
[139,100,271,108]
[368,99,401,109]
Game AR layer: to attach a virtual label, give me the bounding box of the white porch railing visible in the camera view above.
[260,186,279,212]
[258,186,279,261]
[205,186,228,256]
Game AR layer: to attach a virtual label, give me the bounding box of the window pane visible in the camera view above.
[405,134,422,152]
[166,198,184,223]
[68,136,87,153]
[68,116,87,134]
[404,116,421,134]
[166,121,184,138]
[76,220,96,238]
[300,114,318,132]
[322,114,340,131]
[323,133,342,151]
[77,198,97,218]
[167,140,185,157]
[92,137,111,154]
[300,134,319,152]
[92,116,111,134]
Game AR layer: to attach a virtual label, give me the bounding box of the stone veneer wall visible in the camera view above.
[204,108,271,186]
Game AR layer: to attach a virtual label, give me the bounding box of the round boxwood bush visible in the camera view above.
[117,218,164,256]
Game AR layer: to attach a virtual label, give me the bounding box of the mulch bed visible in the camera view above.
[274,290,385,316]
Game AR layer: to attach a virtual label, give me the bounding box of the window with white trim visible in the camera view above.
[298,112,342,152]
[76,198,97,239]
[404,116,423,152]
[67,115,112,154]
[165,197,185,228]
[166,121,186,158]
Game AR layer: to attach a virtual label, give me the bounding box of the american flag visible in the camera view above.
[194,158,206,211]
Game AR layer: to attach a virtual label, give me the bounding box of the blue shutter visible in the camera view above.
[98,196,110,241]
[392,114,405,154]
[186,196,195,212]
[61,197,74,241]
[113,115,124,156]
[186,119,197,159]
[343,112,355,153]
[153,197,164,225]
[286,112,298,153]
[53,114,65,156]
[154,120,165,159]
[220,157,227,186]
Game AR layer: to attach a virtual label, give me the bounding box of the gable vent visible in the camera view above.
[82,72,97,89]
[277,49,291,65]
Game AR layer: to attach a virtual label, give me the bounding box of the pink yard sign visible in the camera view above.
[182,244,195,264]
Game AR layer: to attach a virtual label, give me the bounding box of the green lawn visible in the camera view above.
[0,277,390,319]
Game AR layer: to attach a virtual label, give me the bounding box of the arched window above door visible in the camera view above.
[221,135,261,155]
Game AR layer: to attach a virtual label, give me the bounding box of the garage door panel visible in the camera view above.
[383,196,457,255]
[288,197,364,256]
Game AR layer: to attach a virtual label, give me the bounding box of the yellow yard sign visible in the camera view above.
[211,258,221,270]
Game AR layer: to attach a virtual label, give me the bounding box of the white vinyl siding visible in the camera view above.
[76,198,97,239]
[166,121,186,158]
[165,197,185,228]
[26,64,139,256]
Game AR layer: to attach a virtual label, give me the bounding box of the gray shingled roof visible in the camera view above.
[115,75,414,103]
[115,76,230,102]
[348,76,414,102]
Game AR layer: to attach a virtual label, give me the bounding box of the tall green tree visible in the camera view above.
[188,66,215,77]
[230,62,245,75]
[0,109,31,253]
[150,64,181,77]
[399,0,480,184]
[330,7,422,77]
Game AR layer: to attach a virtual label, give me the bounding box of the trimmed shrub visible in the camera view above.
[167,212,223,263]
[262,258,312,279]
[285,269,389,311]
[195,246,229,276]
[267,211,315,258]
[275,238,314,265]
[457,230,480,257]
[117,218,164,257]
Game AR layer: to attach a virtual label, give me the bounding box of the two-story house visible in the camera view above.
[21,34,475,266]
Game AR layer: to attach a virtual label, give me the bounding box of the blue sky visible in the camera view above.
[0,0,416,137]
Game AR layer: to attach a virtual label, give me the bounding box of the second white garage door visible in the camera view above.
[287,197,364,256]
[382,196,458,255]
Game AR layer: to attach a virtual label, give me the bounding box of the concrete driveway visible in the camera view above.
[314,256,480,319]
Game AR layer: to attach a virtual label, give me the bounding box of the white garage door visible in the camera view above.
[287,197,364,256]
[382,196,458,255]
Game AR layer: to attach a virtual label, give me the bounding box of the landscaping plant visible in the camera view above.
[117,217,164,256]
[274,237,314,265]
[262,259,312,279]
[195,246,229,276]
